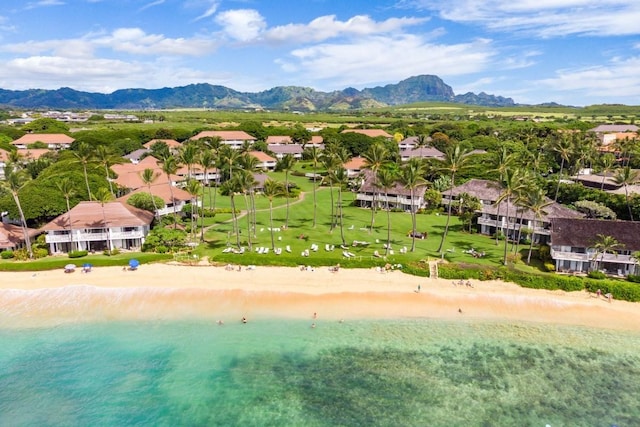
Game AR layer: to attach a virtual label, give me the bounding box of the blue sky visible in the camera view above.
[0,0,639,106]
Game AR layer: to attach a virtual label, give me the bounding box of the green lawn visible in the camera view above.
[196,177,531,270]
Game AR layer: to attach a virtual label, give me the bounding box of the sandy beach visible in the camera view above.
[1,263,639,330]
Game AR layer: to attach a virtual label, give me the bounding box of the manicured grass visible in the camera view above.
[0,253,172,272]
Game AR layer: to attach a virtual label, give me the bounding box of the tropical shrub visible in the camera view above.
[68,250,88,258]
[1,250,14,259]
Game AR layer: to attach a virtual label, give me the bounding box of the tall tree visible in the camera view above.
[496,168,525,265]
[308,146,322,228]
[330,166,350,246]
[377,168,397,256]
[524,188,553,264]
[597,153,618,190]
[437,144,470,254]
[276,154,296,228]
[159,154,180,225]
[401,158,427,252]
[362,142,389,233]
[218,145,240,181]
[220,178,241,248]
[262,179,285,250]
[140,168,160,220]
[2,163,33,258]
[198,148,217,241]
[73,141,94,201]
[55,177,77,252]
[491,146,514,244]
[94,187,114,255]
[184,179,202,243]
[179,142,199,180]
[94,145,118,197]
[612,166,639,221]
[591,234,624,272]
[549,133,574,201]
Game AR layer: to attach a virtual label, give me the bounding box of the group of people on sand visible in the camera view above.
[452,279,473,288]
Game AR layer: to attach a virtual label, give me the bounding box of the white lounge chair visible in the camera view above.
[286,245,292,253]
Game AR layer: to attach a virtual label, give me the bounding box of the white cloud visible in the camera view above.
[214,9,266,42]
[193,0,220,22]
[2,28,218,57]
[139,0,165,12]
[265,15,428,44]
[403,0,640,37]
[538,56,640,98]
[278,35,495,89]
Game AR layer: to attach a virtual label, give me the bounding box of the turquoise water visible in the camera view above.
[1,319,639,426]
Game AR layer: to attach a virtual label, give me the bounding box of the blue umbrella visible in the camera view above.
[128,259,140,269]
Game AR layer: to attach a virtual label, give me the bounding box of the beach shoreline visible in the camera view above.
[1,263,639,331]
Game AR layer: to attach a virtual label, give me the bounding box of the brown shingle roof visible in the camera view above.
[447,179,503,203]
[358,169,427,198]
[42,201,154,231]
[481,198,582,222]
[551,218,640,250]
[400,147,445,160]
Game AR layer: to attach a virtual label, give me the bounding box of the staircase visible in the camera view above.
[429,261,439,279]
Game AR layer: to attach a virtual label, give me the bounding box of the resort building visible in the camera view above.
[355,170,429,212]
[117,182,194,217]
[11,133,74,150]
[250,151,277,171]
[112,156,179,191]
[550,218,640,276]
[341,129,393,139]
[268,144,303,160]
[42,201,153,254]
[443,179,583,244]
[399,146,445,162]
[191,130,256,149]
[0,222,40,252]
[344,157,367,178]
[143,139,182,151]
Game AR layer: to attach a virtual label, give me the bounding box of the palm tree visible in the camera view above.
[377,168,397,256]
[401,158,426,252]
[218,145,240,181]
[55,177,77,252]
[330,166,350,246]
[263,179,285,250]
[549,133,574,201]
[94,145,118,197]
[236,170,258,251]
[2,163,33,259]
[591,234,624,272]
[321,152,339,230]
[238,153,261,238]
[495,168,525,265]
[94,187,114,255]
[140,168,160,220]
[179,142,199,180]
[198,148,216,241]
[598,153,618,190]
[437,144,470,254]
[524,188,553,264]
[491,146,514,244]
[276,154,296,228]
[184,179,202,243]
[73,142,94,201]
[159,154,179,225]
[362,142,389,232]
[612,166,639,221]
[308,146,322,228]
[220,178,241,249]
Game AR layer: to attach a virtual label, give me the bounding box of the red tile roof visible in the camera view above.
[117,182,192,204]
[111,156,179,190]
[192,130,256,141]
[42,201,154,231]
[0,223,40,249]
[143,139,182,149]
[250,151,276,162]
[344,157,367,170]
[341,129,392,138]
[12,133,75,145]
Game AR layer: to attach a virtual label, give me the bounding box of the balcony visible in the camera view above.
[477,216,549,235]
[551,248,636,265]
[46,229,145,243]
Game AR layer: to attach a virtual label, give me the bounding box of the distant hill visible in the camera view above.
[0,75,515,110]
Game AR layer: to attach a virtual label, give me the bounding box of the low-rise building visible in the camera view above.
[42,201,154,254]
[11,133,74,150]
[191,130,256,149]
[0,222,40,252]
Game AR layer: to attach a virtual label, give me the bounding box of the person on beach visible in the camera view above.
[311,323,316,329]
[242,317,247,323]
[313,312,317,319]
[605,293,612,303]
[596,289,602,298]
[417,284,421,293]
[217,320,224,325]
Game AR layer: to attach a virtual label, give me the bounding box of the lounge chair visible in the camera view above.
[286,245,292,253]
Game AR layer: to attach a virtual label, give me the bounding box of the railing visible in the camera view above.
[46,230,145,243]
[551,248,636,264]
[477,217,549,235]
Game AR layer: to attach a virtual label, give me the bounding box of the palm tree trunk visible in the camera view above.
[12,193,33,259]
[410,188,417,252]
[312,165,318,228]
[385,190,391,256]
[370,179,377,233]
[285,172,290,227]
[503,204,511,265]
[625,185,634,221]
[243,193,252,251]
[338,188,345,246]
[230,194,240,249]
[83,164,92,201]
[167,174,177,227]
[494,202,501,245]
[329,182,335,231]
[437,172,456,253]
[554,159,565,201]
[105,164,114,197]
[527,229,536,264]
[269,201,275,250]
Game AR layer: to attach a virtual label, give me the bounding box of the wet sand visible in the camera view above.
[1,263,639,330]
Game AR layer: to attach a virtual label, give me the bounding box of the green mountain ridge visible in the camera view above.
[0,75,515,110]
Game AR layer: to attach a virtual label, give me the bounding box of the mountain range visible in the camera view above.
[0,75,515,110]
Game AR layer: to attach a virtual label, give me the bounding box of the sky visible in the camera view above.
[0,0,639,106]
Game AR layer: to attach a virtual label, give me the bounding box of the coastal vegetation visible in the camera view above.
[1,106,640,300]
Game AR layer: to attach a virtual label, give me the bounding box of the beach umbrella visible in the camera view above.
[128,259,140,269]
[65,264,76,270]
[82,263,93,272]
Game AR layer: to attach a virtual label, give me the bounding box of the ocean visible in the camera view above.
[1,317,639,426]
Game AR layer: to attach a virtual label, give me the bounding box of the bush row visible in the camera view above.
[434,263,640,302]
